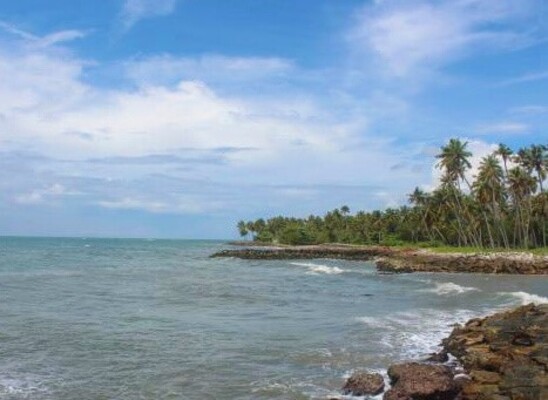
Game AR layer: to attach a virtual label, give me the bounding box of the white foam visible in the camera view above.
[502,291,548,305]
[356,308,481,359]
[354,316,392,330]
[0,376,45,396]
[422,282,479,296]
[290,262,345,275]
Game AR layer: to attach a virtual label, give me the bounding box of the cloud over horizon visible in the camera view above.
[0,0,546,238]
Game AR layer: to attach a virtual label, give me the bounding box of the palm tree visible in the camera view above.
[436,139,474,246]
[237,220,249,239]
[235,139,545,249]
[473,155,506,248]
[495,143,513,179]
[408,187,426,206]
[508,167,537,247]
[436,138,472,188]
[529,145,547,193]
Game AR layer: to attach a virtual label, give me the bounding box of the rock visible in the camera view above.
[511,331,534,346]
[342,371,385,396]
[443,304,547,400]
[211,244,548,274]
[384,363,458,400]
[383,388,412,400]
[426,351,449,363]
[469,370,501,384]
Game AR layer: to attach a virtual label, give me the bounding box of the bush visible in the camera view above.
[279,226,317,245]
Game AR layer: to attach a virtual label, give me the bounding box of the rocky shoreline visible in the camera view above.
[210,244,548,274]
[337,303,547,400]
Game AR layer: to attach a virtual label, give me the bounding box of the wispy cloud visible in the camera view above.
[0,21,86,47]
[124,54,294,86]
[120,0,178,30]
[497,70,548,86]
[350,0,542,79]
[475,122,530,135]
[509,105,548,115]
[14,183,80,205]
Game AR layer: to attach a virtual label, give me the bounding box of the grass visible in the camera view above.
[247,240,548,256]
[421,245,548,256]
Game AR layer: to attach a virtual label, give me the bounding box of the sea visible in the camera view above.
[0,237,546,399]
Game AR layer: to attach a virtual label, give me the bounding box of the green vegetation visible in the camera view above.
[237,139,547,249]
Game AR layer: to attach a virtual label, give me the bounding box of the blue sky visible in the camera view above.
[0,0,546,239]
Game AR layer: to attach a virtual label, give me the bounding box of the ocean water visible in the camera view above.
[0,238,546,400]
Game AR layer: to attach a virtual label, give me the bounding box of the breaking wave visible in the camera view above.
[356,308,481,359]
[290,262,345,275]
[500,291,548,305]
[422,282,479,296]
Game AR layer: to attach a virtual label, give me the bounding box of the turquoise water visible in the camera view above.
[0,237,546,399]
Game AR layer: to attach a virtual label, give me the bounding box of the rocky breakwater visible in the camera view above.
[211,244,395,261]
[375,251,548,275]
[339,304,547,400]
[211,244,548,275]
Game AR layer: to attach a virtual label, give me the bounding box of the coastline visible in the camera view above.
[337,303,547,400]
[211,243,548,275]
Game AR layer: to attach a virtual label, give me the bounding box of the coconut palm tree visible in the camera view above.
[237,220,249,239]
[508,167,537,247]
[436,138,472,187]
[529,145,547,193]
[495,143,513,179]
[436,139,475,246]
[473,155,506,247]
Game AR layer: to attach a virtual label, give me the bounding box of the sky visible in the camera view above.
[0,0,547,239]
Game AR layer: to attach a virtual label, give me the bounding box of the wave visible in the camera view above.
[501,291,548,305]
[290,262,345,275]
[355,308,481,359]
[0,375,48,397]
[421,282,479,296]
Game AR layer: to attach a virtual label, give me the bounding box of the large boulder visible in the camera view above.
[342,371,385,396]
[383,363,459,400]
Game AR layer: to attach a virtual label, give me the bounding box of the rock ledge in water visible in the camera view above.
[442,303,548,400]
[383,363,458,400]
[342,371,385,396]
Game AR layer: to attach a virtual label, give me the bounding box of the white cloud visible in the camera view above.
[509,105,548,115]
[475,122,529,135]
[6,17,524,219]
[350,0,540,79]
[498,70,548,86]
[1,29,431,216]
[14,183,75,204]
[97,197,216,214]
[121,0,178,30]
[37,30,86,47]
[0,21,86,47]
[124,54,294,86]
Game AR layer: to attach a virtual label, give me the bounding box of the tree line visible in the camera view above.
[237,139,547,249]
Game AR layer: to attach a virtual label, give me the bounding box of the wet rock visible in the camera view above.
[443,304,547,400]
[342,371,385,396]
[384,363,458,400]
[383,388,412,400]
[511,331,534,346]
[469,370,501,384]
[374,257,415,273]
[426,351,449,363]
